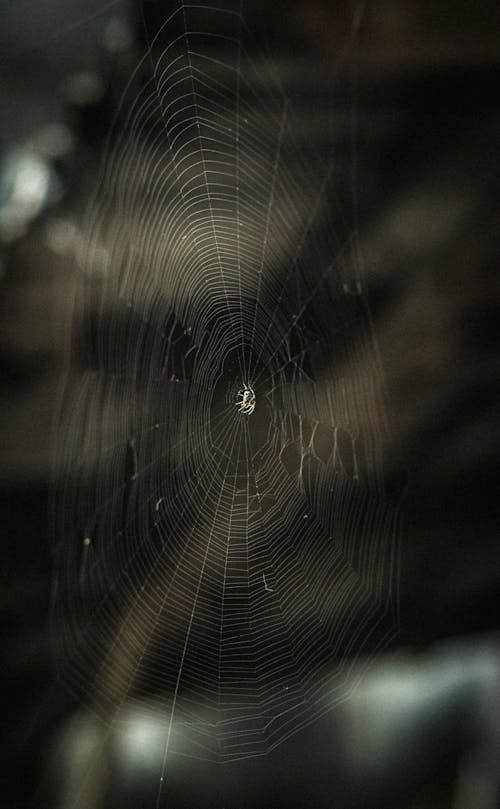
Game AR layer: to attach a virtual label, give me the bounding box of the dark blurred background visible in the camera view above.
[1,1,499,807]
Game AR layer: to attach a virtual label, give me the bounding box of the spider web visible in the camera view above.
[52,0,400,768]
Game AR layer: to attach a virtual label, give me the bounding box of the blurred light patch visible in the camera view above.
[102,17,134,53]
[45,218,78,255]
[0,147,60,241]
[63,71,105,106]
[118,708,170,768]
[34,123,74,160]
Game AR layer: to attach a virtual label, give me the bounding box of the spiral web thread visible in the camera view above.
[52,0,400,770]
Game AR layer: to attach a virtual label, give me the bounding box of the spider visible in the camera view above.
[236,384,256,415]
